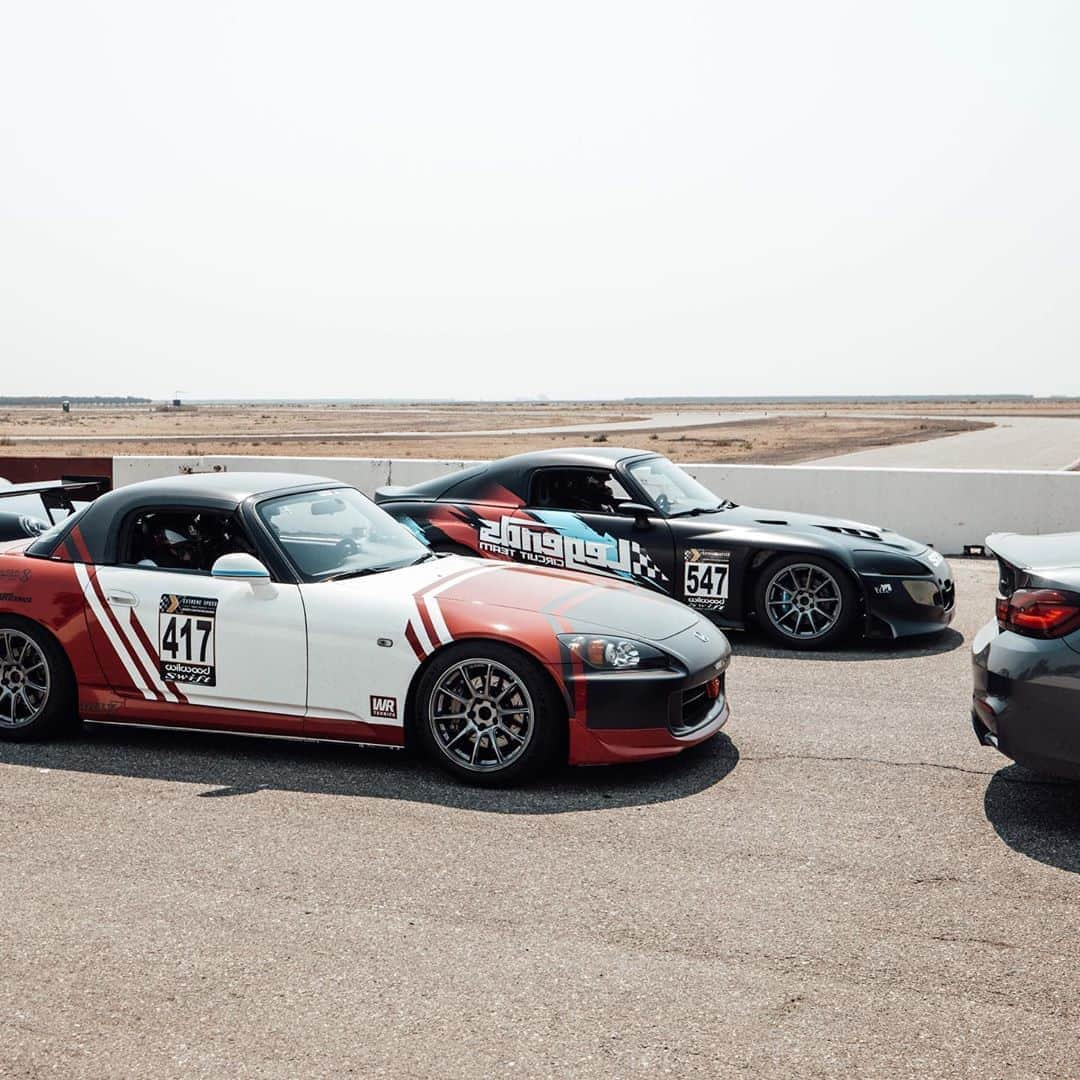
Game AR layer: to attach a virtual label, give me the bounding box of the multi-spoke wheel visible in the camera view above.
[0,619,75,741]
[416,643,563,785]
[753,556,857,649]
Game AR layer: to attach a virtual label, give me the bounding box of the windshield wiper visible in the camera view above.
[325,551,436,581]
[323,567,382,582]
[668,503,731,518]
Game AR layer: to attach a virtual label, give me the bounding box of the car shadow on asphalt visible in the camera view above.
[732,626,965,662]
[983,764,1080,873]
[0,724,739,814]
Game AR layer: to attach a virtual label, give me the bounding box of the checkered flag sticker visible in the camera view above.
[630,542,668,583]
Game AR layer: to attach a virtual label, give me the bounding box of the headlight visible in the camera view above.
[557,634,670,671]
[851,550,933,576]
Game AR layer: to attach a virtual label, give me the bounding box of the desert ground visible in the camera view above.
[0,402,991,463]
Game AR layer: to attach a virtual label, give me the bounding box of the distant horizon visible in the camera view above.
[8,392,1079,407]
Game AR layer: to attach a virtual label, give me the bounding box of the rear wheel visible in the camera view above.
[753,555,857,649]
[0,620,76,741]
[416,642,563,786]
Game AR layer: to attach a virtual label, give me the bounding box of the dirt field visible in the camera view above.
[0,403,643,440]
[0,404,988,463]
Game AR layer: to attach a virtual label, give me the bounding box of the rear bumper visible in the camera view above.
[971,618,1080,779]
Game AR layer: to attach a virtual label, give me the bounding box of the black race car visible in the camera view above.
[375,448,955,649]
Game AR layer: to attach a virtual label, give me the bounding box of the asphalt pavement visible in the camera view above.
[2,559,1078,1078]
[808,414,1080,470]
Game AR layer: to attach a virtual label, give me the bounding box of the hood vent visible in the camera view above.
[756,519,789,526]
[818,524,883,542]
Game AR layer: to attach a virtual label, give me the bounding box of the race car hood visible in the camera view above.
[676,504,929,556]
[386,556,699,641]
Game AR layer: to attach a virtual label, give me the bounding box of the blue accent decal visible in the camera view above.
[531,511,634,581]
[400,516,431,546]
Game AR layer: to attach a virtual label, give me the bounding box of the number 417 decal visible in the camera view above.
[159,594,219,686]
[683,549,730,611]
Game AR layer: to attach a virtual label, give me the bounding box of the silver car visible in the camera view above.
[972,532,1080,778]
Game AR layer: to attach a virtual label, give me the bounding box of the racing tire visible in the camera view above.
[0,618,77,741]
[416,642,564,786]
[752,554,858,650]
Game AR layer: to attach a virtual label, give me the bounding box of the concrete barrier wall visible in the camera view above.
[115,454,1080,555]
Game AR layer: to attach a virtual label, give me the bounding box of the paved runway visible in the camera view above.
[808,414,1080,470]
[3,560,1079,1077]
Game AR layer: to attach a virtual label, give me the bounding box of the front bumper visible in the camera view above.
[971,617,1080,779]
[861,557,956,639]
[557,623,732,765]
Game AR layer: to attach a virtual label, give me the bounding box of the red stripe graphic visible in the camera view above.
[409,564,495,649]
[85,568,163,701]
[127,608,187,705]
[415,598,440,647]
[69,526,91,563]
[404,621,426,660]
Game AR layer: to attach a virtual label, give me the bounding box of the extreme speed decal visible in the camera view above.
[477,513,668,584]
[158,594,218,686]
[683,549,730,611]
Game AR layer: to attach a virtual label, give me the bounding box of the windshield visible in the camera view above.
[627,457,729,517]
[257,487,431,581]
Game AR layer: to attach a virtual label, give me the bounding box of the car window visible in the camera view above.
[626,457,724,516]
[120,509,256,573]
[529,469,631,514]
[257,487,429,581]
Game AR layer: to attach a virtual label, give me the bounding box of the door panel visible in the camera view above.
[471,505,677,593]
[93,565,307,722]
[299,577,421,741]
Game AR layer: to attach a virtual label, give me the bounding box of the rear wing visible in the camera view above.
[0,476,110,525]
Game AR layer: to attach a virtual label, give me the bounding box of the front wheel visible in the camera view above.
[753,555,858,650]
[415,643,564,786]
[0,619,76,741]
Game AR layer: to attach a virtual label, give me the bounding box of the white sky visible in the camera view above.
[2,1,1077,400]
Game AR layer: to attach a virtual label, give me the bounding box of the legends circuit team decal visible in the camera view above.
[477,514,668,584]
[158,594,218,686]
[683,549,730,611]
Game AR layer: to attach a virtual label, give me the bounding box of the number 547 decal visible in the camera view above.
[683,549,730,612]
[159,594,218,686]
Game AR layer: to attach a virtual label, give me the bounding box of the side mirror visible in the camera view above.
[211,552,271,585]
[620,502,656,528]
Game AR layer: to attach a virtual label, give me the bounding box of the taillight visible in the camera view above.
[998,589,1080,639]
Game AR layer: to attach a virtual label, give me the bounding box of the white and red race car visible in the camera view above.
[0,473,731,784]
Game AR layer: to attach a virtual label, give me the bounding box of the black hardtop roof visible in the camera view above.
[37,471,355,566]
[378,447,663,501]
[103,471,344,507]
[489,447,659,471]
